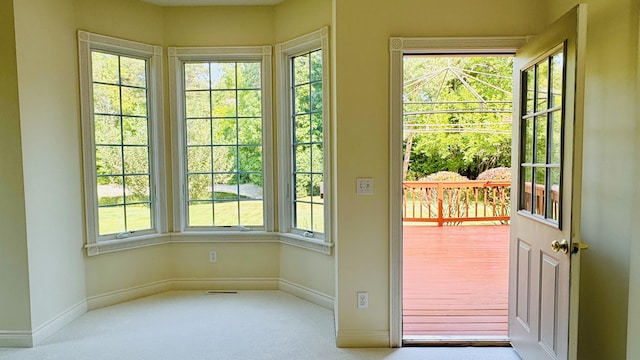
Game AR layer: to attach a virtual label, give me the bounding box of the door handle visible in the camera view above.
[551,239,569,254]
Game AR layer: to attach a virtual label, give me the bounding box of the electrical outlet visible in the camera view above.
[209,251,217,263]
[357,292,368,309]
[356,178,373,195]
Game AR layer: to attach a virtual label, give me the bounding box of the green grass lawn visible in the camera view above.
[98,197,324,235]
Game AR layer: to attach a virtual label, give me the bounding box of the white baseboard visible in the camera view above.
[0,331,32,348]
[279,279,334,310]
[31,300,87,346]
[171,278,279,291]
[86,280,172,310]
[336,330,390,348]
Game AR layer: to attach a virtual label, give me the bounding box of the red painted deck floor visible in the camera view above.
[403,224,510,338]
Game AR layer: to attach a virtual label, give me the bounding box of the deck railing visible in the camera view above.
[403,180,511,226]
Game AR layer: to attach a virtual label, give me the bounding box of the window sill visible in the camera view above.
[85,233,172,256]
[279,233,333,255]
[85,231,332,256]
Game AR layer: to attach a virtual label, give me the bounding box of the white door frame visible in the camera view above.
[388,36,527,347]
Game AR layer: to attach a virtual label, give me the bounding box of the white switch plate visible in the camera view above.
[356,178,373,195]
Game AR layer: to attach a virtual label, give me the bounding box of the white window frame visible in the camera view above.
[78,31,168,256]
[276,27,332,254]
[169,46,274,234]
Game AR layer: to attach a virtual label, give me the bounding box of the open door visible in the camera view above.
[509,4,587,360]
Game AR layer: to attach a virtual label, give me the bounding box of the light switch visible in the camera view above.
[356,178,373,195]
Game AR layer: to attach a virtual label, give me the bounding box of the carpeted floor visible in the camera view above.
[0,291,521,359]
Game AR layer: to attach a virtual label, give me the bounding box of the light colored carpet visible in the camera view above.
[0,290,521,359]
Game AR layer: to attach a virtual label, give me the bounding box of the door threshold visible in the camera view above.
[403,335,510,347]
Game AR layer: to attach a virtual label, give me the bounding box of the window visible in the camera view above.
[78,31,167,253]
[276,28,331,248]
[169,46,273,232]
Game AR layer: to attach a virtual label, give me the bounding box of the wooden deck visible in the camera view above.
[403,224,510,338]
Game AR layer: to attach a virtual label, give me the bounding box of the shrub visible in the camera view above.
[418,171,469,224]
[477,167,511,181]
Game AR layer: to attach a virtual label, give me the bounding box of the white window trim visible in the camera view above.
[275,27,332,255]
[168,45,275,234]
[78,31,168,256]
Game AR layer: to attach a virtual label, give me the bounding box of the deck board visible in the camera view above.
[403,224,510,337]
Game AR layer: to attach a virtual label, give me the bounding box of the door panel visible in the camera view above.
[509,5,587,360]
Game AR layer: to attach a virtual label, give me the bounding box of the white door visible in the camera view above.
[509,5,587,360]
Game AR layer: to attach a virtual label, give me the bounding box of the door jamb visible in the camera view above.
[388,36,527,347]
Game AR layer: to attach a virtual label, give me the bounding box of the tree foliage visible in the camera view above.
[403,56,513,180]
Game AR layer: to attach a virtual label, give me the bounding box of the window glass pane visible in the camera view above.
[294,85,310,114]
[551,110,562,164]
[120,57,146,87]
[238,90,262,117]
[549,167,560,222]
[550,52,564,107]
[310,50,322,82]
[121,87,147,116]
[238,62,261,89]
[126,204,151,232]
[534,167,546,216]
[92,52,119,84]
[185,91,211,118]
[122,117,148,145]
[520,166,533,212]
[184,63,210,90]
[294,144,311,172]
[123,147,149,174]
[214,174,238,194]
[293,54,310,85]
[124,175,150,203]
[295,174,311,200]
[311,173,323,198]
[212,119,237,145]
[311,113,323,143]
[95,115,121,145]
[523,118,533,163]
[214,201,238,226]
[213,146,235,173]
[535,115,547,164]
[525,68,534,114]
[311,144,323,173]
[186,119,212,145]
[310,82,323,112]
[240,200,263,226]
[96,146,123,176]
[294,201,312,230]
[188,174,212,200]
[93,83,121,114]
[294,115,311,143]
[98,206,125,235]
[188,201,213,226]
[239,146,262,172]
[187,146,212,173]
[312,203,324,233]
[212,90,237,117]
[97,176,125,205]
[238,118,262,144]
[210,63,236,90]
[536,60,549,111]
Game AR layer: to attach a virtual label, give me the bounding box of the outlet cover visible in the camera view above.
[357,292,368,309]
[356,178,373,195]
[209,251,217,263]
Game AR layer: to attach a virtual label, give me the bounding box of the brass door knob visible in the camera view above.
[551,239,569,254]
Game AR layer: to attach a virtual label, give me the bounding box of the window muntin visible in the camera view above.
[519,47,565,225]
[291,50,324,233]
[92,51,154,236]
[182,61,265,228]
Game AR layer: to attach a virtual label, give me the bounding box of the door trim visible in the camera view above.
[388,36,527,347]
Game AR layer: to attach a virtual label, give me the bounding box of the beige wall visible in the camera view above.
[12,0,87,330]
[0,0,32,334]
[548,1,638,359]
[332,0,545,346]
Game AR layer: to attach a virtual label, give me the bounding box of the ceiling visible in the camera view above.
[142,0,283,6]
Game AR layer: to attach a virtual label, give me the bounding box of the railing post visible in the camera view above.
[437,182,444,226]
